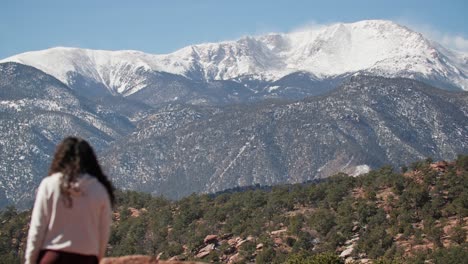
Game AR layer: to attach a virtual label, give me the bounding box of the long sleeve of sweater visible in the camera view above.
[98,197,112,260]
[25,179,52,264]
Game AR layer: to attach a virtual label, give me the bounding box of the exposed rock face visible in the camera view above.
[227,253,240,264]
[339,234,360,258]
[101,255,158,264]
[195,243,216,259]
[430,161,450,172]
[100,255,204,264]
[227,237,240,247]
[203,234,218,244]
[270,229,288,235]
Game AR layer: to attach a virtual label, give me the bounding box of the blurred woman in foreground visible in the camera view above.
[25,137,114,264]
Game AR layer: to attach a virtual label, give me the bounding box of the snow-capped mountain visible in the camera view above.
[1,20,467,96]
[2,20,468,208]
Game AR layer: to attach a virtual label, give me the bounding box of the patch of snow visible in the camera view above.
[351,165,371,176]
[267,85,280,92]
[0,100,25,111]
[209,135,256,189]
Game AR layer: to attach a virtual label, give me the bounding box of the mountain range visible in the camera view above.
[2,20,467,96]
[102,76,468,199]
[0,20,467,207]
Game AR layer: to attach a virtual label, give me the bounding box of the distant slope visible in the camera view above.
[1,62,467,208]
[0,62,134,208]
[102,76,468,199]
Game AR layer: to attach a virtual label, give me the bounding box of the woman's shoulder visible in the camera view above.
[34,173,63,198]
[47,172,63,181]
[80,174,109,196]
[38,172,62,188]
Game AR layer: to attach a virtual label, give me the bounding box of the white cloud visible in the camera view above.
[396,18,468,53]
[440,35,468,52]
[287,19,468,53]
[290,21,331,33]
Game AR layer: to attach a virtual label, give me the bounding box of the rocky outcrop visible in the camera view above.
[190,233,258,262]
[270,228,287,235]
[195,244,215,259]
[100,255,204,264]
[429,161,450,172]
[203,234,218,244]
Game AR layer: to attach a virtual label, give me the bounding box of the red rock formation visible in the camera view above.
[203,234,218,244]
[430,161,449,172]
[100,255,204,264]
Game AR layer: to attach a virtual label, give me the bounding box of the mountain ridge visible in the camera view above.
[1,20,467,95]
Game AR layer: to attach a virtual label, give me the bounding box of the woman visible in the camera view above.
[25,137,114,264]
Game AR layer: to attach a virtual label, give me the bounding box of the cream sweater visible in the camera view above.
[25,173,112,264]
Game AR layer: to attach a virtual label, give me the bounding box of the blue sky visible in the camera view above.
[1,0,467,58]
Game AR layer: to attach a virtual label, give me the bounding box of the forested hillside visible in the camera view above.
[1,156,467,263]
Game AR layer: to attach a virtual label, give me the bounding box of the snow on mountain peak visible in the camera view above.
[2,47,161,94]
[284,20,435,75]
[1,20,467,93]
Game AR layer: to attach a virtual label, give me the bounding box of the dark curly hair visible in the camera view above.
[48,137,115,207]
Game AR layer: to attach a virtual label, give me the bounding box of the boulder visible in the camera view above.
[227,253,240,264]
[168,256,181,261]
[100,255,157,264]
[270,228,287,235]
[128,207,141,218]
[274,237,283,245]
[195,251,210,259]
[340,247,354,258]
[430,161,448,172]
[228,237,241,246]
[203,234,218,244]
[236,239,249,248]
[220,233,233,240]
[223,246,236,254]
[195,243,215,258]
